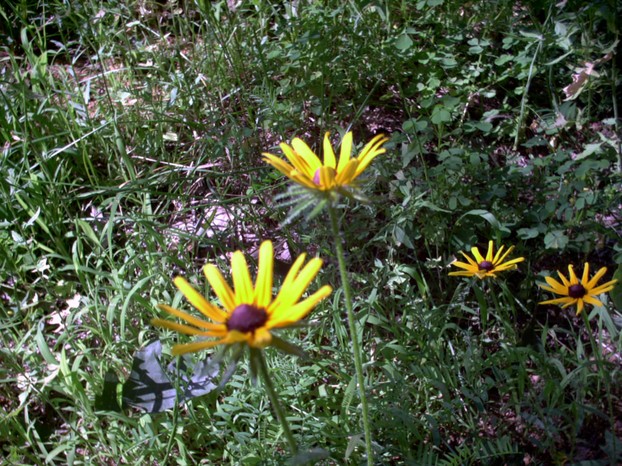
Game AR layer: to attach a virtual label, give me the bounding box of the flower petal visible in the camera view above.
[354,138,387,176]
[203,264,236,312]
[335,159,359,185]
[254,240,273,308]
[583,295,604,307]
[336,132,353,173]
[270,257,323,311]
[539,296,577,306]
[496,245,520,266]
[450,260,478,271]
[231,250,254,305]
[485,241,494,262]
[157,304,223,330]
[448,271,477,277]
[492,244,506,264]
[543,276,568,294]
[585,266,607,290]
[281,142,315,176]
[271,284,332,327]
[319,166,336,189]
[493,257,525,271]
[289,170,317,190]
[556,269,571,288]
[355,134,388,176]
[151,317,224,336]
[459,251,479,267]
[291,138,322,172]
[280,253,307,291]
[589,279,618,295]
[174,277,227,322]
[172,338,225,356]
[322,132,336,168]
[581,262,590,286]
[471,246,485,264]
[262,153,295,178]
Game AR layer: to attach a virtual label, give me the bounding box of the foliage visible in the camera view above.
[1,0,620,464]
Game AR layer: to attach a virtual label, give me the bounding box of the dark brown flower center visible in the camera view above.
[478,261,494,272]
[568,284,586,299]
[226,304,268,333]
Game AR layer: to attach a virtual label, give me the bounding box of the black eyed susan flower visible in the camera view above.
[538,263,618,315]
[449,240,525,279]
[152,240,332,355]
[262,131,388,196]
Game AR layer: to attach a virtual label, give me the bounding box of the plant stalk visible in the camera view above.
[582,311,616,464]
[328,204,374,466]
[256,350,298,455]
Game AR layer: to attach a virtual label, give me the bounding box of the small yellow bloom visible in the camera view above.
[449,240,525,279]
[152,240,332,355]
[262,131,388,195]
[538,263,618,315]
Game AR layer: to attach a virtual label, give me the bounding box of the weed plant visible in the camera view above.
[1,0,621,465]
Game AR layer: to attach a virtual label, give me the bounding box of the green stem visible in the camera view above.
[328,204,374,466]
[581,311,616,463]
[513,37,542,151]
[611,43,622,172]
[581,312,602,393]
[255,350,298,455]
[163,357,182,460]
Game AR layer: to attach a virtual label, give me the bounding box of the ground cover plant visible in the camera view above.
[1,0,621,464]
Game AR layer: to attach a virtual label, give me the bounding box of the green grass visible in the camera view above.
[1,0,621,464]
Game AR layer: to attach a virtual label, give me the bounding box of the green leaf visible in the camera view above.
[431,105,451,124]
[402,118,428,133]
[401,146,418,167]
[270,334,309,360]
[519,30,544,40]
[460,209,510,233]
[576,142,603,160]
[517,227,540,239]
[575,159,609,178]
[395,34,413,51]
[36,320,59,365]
[544,230,569,249]
[393,224,414,248]
[611,265,622,311]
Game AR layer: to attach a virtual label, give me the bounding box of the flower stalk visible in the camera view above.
[581,311,616,443]
[254,349,298,455]
[328,204,374,466]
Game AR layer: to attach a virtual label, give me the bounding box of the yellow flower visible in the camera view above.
[262,131,388,195]
[538,263,618,315]
[152,240,332,355]
[449,240,525,279]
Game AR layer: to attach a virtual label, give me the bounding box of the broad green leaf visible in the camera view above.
[460,209,510,233]
[395,34,413,51]
[431,105,451,124]
[611,265,622,312]
[544,230,569,249]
